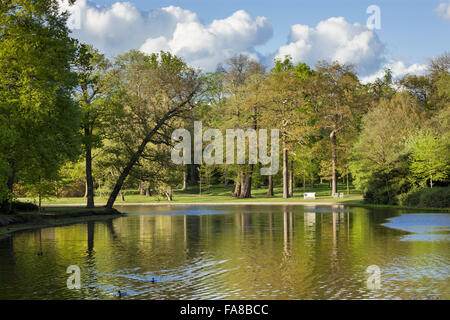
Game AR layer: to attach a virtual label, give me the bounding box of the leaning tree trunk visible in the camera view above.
[106,138,149,208]
[330,129,337,196]
[85,130,95,208]
[267,175,274,196]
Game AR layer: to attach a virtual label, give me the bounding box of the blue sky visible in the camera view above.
[64,0,450,80]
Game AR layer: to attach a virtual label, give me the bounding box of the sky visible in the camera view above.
[61,0,450,82]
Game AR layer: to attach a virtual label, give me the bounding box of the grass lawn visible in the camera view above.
[18,183,363,205]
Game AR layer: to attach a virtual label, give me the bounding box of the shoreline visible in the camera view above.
[0,208,123,239]
[44,201,356,207]
[43,202,449,211]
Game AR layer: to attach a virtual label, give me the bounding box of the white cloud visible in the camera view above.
[435,2,450,21]
[274,17,385,76]
[360,60,428,84]
[141,10,272,71]
[60,0,272,71]
[59,1,427,80]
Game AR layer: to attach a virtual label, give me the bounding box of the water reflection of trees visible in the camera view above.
[3,206,446,299]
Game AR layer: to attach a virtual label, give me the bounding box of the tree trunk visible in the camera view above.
[267,175,274,196]
[145,187,151,197]
[85,128,95,208]
[83,181,88,198]
[430,175,433,188]
[182,169,187,190]
[346,172,349,195]
[120,191,125,202]
[232,171,242,197]
[303,174,306,192]
[330,130,337,196]
[38,192,42,213]
[189,164,199,185]
[283,147,289,199]
[288,160,294,197]
[239,165,253,198]
[106,138,150,208]
[166,188,173,201]
[139,181,145,195]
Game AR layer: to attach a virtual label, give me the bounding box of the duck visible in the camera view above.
[151,277,156,284]
[117,290,128,297]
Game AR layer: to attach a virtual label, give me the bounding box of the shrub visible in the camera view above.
[399,187,450,208]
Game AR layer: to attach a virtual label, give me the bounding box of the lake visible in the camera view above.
[0,204,448,300]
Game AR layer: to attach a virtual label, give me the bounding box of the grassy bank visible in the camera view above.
[15,183,449,211]
[351,203,450,213]
[0,207,123,239]
[19,183,363,205]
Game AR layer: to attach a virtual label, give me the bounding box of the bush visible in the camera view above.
[11,201,38,212]
[398,187,450,208]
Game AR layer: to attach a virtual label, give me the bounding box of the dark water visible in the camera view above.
[0,205,448,300]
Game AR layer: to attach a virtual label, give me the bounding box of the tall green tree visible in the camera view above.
[309,61,366,196]
[73,43,111,208]
[217,54,265,198]
[0,0,80,213]
[266,56,313,198]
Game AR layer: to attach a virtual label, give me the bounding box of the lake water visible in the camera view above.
[0,204,448,300]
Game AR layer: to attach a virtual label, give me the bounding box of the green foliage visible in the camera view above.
[398,187,450,208]
[272,55,313,80]
[408,131,449,187]
[0,0,81,208]
[350,93,423,204]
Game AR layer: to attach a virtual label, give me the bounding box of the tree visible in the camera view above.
[309,61,366,196]
[102,51,203,208]
[265,57,312,198]
[73,43,111,208]
[408,131,449,188]
[0,0,80,213]
[217,54,265,198]
[350,93,422,204]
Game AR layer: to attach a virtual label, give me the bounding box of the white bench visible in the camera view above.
[333,193,345,198]
[333,192,344,199]
[304,192,316,199]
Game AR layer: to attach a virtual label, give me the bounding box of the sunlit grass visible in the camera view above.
[18,183,363,205]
